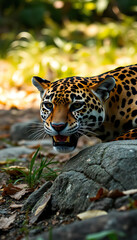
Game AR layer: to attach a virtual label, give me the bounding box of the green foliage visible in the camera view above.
[86,230,125,240]
[18,147,58,188]
[2,17,137,86]
[0,0,137,90]
[48,227,53,240]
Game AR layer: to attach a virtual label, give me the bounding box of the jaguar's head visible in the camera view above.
[32,76,115,153]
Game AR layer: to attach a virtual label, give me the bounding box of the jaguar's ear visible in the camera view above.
[32,76,50,98]
[92,76,116,102]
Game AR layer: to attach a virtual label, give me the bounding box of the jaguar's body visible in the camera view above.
[32,64,137,153]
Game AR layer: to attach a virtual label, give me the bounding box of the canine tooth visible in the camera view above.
[65,136,70,142]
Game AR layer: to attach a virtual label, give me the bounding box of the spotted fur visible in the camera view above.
[32,64,137,153]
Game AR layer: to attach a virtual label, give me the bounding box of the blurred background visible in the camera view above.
[0,0,137,109]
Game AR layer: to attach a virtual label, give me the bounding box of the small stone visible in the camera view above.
[18,139,52,147]
[10,119,42,141]
[0,146,34,160]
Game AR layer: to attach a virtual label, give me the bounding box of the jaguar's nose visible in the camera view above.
[51,122,67,132]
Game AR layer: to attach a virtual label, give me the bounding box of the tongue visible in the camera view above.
[55,135,68,142]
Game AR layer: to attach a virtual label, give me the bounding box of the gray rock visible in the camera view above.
[42,140,137,214]
[10,119,42,141]
[22,181,52,211]
[0,146,34,160]
[114,195,129,209]
[88,197,114,211]
[28,210,137,240]
[18,139,52,147]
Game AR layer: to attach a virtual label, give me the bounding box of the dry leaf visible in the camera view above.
[10,203,23,209]
[90,188,109,201]
[2,183,22,196]
[15,183,28,189]
[2,183,30,199]
[2,166,29,176]
[0,196,5,205]
[89,188,135,201]
[10,188,30,200]
[0,159,16,166]
[0,213,17,230]
[108,189,125,198]
[30,193,51,224]
[123,189,137,195]
[0,133,10,139]
[77,210,107,220]
[117,205,129,211]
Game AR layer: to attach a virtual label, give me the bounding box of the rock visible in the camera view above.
[35,140,137,214]
[114,195,129,209]
[23,140,137,240]
[10,119,42,141]
[22,181,52,211]
[87,198,114,211]
[49,140,137,214]
[18,139,52,147]
[28,210,137,240]
[0,146,34,160]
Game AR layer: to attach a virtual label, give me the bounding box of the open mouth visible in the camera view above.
[52,134,79,153]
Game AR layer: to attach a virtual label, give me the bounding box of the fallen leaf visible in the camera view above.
[0,196,5,205]
[2,166,29,176]
[123,189,137,195]
[30,193,51,224]
[0,159,17,165]
[90,188,130,201]
[2,183,30,199]
[2,183,22,196]
[108,189,125,198]
[10,188,30,200]
[0,133,10,139]
[0,125,10,131]
[0,213,17,230]
[77,210,107,220]
[117,205,129,211]
[10,203,23,209]
[90,188,109,201]
[15,183,28,189]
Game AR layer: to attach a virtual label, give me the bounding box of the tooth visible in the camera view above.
[65,136,70,142]
[53,136,58,142]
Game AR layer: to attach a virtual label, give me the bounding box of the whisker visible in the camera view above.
[80,120,113,125]
[28,127,45,140]
[30,131,45,140]
[78,128,98,136]
[76,131,93,140]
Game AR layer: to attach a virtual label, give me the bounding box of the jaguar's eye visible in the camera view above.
[43,102,53,110]
[70,102,84,112]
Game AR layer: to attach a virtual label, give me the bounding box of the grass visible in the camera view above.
[15,147,59,188]
[86,230,125,240]
[26,147,59,188]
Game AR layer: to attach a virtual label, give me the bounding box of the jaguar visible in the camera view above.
[32,64,137,153]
